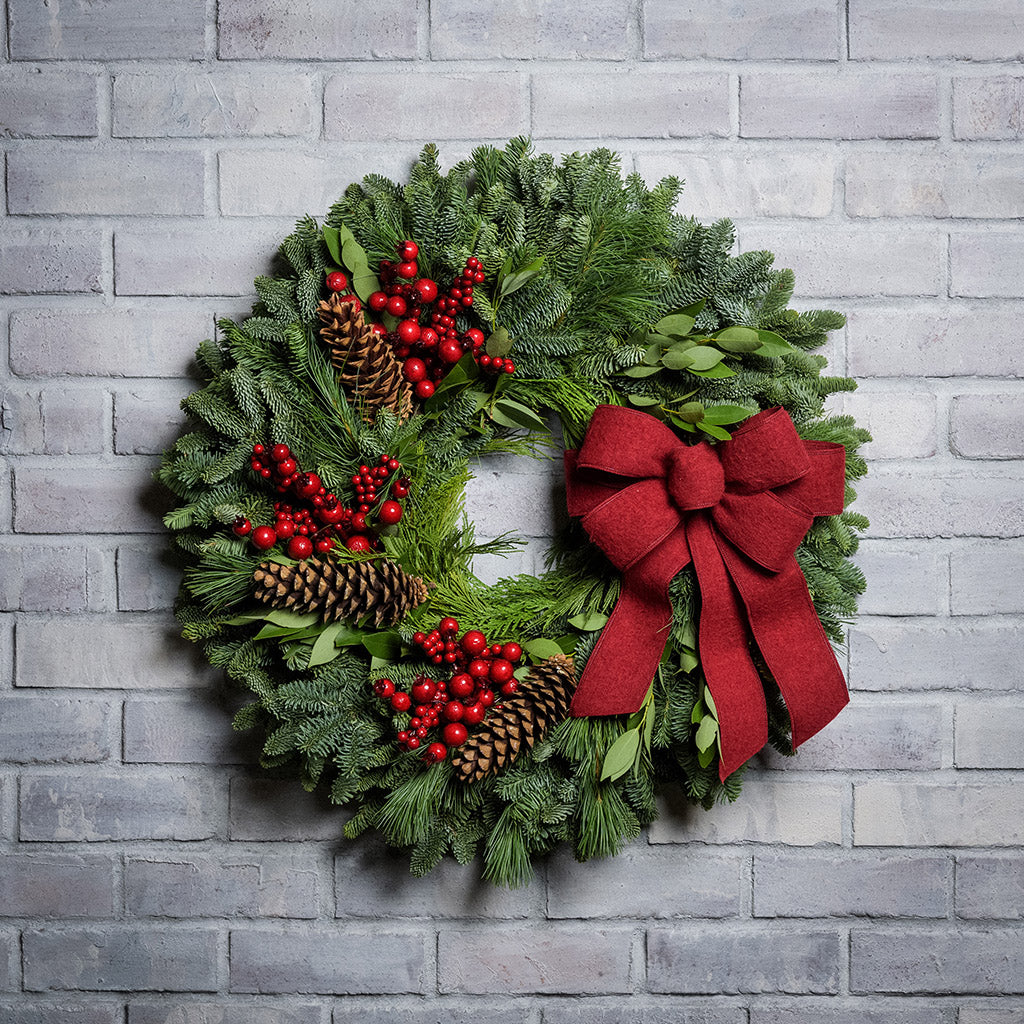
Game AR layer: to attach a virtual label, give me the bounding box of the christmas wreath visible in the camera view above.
[160,139,869,886]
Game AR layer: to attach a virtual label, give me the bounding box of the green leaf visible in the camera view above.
[680,647,699,673]
[308,622,345,667]
[485,326,512,357]
[620,364,661,378]
[668,413,696,432]
[524,638,563,661]
[691,696,706,725]
[681,298,707,318]
[662,344,696,370]
[689,361,736,379]
[497,256,544,298]
[685,346,726,371]
[490,398,549,432]
[702,404,754,425]
[263,609,319,628]
[627,394,661,407]
[361,631,402,660]
[643,343,663,366]
[322,225,342,265]
[352,271,380,302]
[654,313,696,338]
[697,421,732,441]
[600,729,641,782]
[568,610,609,632]
[676,401,705,424]
[753,330,797,357]
[647,332,679,348]
[703,684,718,718]
[341,238,370,272]
[714,326,761,353]
[697,745,717,769]
[254,623,322,641]
[695,715,719,753]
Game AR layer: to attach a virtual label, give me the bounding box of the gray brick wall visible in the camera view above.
[1,0,1022,1019]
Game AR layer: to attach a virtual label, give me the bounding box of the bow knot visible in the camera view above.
[565,404,850,780]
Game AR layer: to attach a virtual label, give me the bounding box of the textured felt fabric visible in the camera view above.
[564,405,849,780]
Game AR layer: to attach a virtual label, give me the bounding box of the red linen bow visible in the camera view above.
[564,404,849,780]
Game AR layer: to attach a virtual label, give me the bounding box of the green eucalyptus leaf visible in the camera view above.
[685,346,726,371]
[662,345,696,370]
[680,647,699,673]
[491,398,549,432]
[654,313,696,338]
[643,343,663,366]
[524,638,563,661]
[668,413,697,432]
[714,326,761,352]
[688,361,737,379]
[702,404,755,425]
[620,364,662,378]
[695,714,719,753]
[600,729,641,782]
[647,332,677,347]
[568,610,609,632]
[308,622,346,667]
[341,238,369,272]
[352,271,380,302]
[753,330,797,357]
[676,401,705,424]
[704,684,718,718]
[361,631,402,660]
[264,609,320,628]
[697,421,732,441]
[697,745,717,769]
[627,394,661,407]
[322,226,342,265]
[486,326,512,357]
[681,298,707,318]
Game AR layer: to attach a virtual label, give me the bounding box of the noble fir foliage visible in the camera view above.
[159,139,870,887]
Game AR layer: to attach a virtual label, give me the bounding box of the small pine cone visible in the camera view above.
[252,557,428,628]
[317,294,412,423]
[451,654,576,783]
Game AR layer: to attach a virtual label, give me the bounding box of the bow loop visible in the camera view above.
[665,443,725,511]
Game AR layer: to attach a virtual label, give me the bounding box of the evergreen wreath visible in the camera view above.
[160,139,869,887]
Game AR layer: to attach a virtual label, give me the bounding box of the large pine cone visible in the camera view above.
[252,557,428,628]
[317,293,412,423]
[451,654,577,783]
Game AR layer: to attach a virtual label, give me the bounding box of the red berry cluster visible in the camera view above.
[372,617,524,763]
[325,270,358,309]
[363,242,514,401]
[234,444,409,556]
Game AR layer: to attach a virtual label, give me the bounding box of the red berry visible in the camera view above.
[314,537,335,554]
[461,630,488,656]
[439,617,460,636]
[275,519,296,540]
[373,678,395,699]
[412,679,436,703]
[351,512,367,532]
[385,295,408,317]
[399,240,419,260]
[287,535,313,560]
[271,444,290,462]
[479,689,495,707]
[489,658,514,684]
[448,673,475,699]
[251,525,277,551]
[277,457,297,477]
[392,481,410,499]
[414,278,438,303]
[396,261,418,279]
[491,357,505,372]
[442,722,469,747]
[346,535,371,552]
[368,290,389,312]
[438,338,463,364]
[397,319,421,344]
[468,659,490,679]
[419,326,438,347]
[377,500,403,527]
[326,271,348,292]
[402,358,427,383]
[232,517,252,537]
[414,379,435,400]
[396,730,409,743]
[504,361,516,374]
[337,294,361,312]
[391,691,411,712]
[443,701,465,722]
[501,642,523,663]
[423,741,447,764]
[500,680,519,696]
[463,703,486,726]
[465,328,485,347]
[252,443,265,455]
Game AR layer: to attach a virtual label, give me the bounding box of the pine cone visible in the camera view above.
[451,654,577,783]
[252,557,428,628]
[317,293,412,423]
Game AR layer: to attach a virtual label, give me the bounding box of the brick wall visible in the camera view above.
[2,0,1022,1020]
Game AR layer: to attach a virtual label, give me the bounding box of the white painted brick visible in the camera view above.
[439,926,632,993]
[534,72,730,139]
[115,225,287,296]
[754,852,950,918]
[836,389,937,459]
[113,72,314,138]
[124,699,259,764]
[854,782,1024,846]
[10,309,213,377]
[852,542,947,616]
[1,928,19,990]
[544,1003,746,1024]
[750,1003,956,1024]
[951,392,1024,459]
[956,703,1024,769]
[957,855,1024,919]
[129,1002,325,1024]
[8,149,205,216]
[22,927,219,992]
[0,542,105,612]
[637,150,835,220]
[650,781,844,846]
[758,702,945,772]
[644,0,836,60]
[847,304,1024,378]
[1,386,108,455]
[954,76,1024,140]
[15,614,221,690]
[855,466,1024,538]
[126,853,319,918]
[20,772,225,842]
[0,233,102,295]
[849,0,1024,60]
[432,0,629,59]
[850,620,1024,692]
[951,233,1024,299]
[0,697,116,763]
[737,226,942,298]
[325,71,528,142]
[116,544,181,612]
[0,853,116,917]
[229,777,347,841]
[230,927,427,994]
[741,74,939,140]
[851,927,1024,994]
[0,1004,121,1024]
[546,845,742,919]
[0,68,98,137]
[647,925,841,994]
[959,1011,1024,1024]
[847,151,1024,219]
[113,384,188,456]
[9,0,205,59]
[952,541,1024,614]
[218,0,419,59]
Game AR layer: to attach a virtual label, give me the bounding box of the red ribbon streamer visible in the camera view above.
[564,404,849,780]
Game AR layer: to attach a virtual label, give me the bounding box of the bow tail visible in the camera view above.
[687,513,770,780]
[721,546,849,750]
